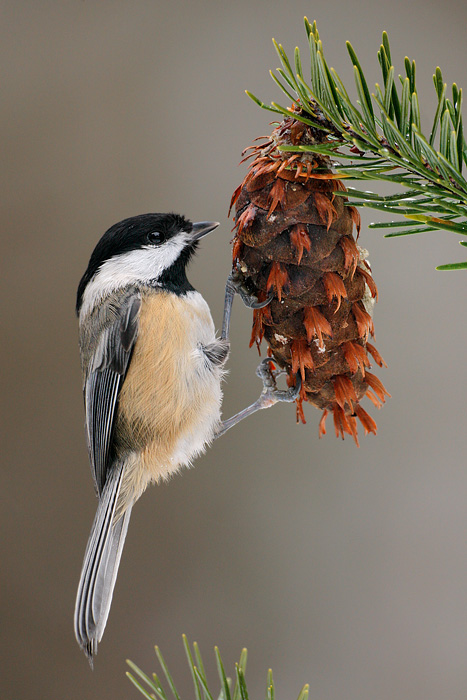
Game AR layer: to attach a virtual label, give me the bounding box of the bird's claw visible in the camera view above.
[228,270,273,309]
[256,358,302,404]
[215,360,302,438]
[249,292,274,309]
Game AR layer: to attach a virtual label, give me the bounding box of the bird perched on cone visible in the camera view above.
[74,212,298,663]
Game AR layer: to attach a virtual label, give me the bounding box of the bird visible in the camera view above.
[74,213,232,662]
[74,212,300,663]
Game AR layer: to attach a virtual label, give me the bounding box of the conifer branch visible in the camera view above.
[127,637,309,700]
[247,18,467,270]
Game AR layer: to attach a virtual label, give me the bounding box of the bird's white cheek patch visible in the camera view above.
[80,239,188,319]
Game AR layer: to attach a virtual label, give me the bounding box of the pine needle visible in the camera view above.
[127,641,305,700]
[245,18,467,269]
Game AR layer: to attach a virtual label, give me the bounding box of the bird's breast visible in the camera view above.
[115,289,223,491]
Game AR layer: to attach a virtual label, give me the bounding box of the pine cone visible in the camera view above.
[230,111,390,445]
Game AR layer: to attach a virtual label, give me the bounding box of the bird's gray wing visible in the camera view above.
[84,294,141,496]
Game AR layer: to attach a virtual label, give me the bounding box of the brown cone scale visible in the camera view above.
[230,112,390,445]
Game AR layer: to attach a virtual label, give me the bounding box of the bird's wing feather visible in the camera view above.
[74,458,133,661]
[84,294,141,495]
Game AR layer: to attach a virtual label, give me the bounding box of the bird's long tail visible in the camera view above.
[74,463,132,665]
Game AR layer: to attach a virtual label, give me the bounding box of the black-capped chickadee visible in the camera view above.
[74,213,299,663]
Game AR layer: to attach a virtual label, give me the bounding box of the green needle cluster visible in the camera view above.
[127,636,309,700]
[247,18,467,270]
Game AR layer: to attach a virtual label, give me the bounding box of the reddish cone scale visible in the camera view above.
[230,111,390,445]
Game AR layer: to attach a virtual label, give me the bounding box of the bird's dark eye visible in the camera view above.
[147,231,165,245]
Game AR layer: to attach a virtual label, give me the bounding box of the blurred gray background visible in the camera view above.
[2,1,467,699]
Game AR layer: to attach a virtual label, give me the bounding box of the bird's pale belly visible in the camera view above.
[115,290,223,508]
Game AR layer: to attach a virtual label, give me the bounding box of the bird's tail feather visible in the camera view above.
[74,463,132,664]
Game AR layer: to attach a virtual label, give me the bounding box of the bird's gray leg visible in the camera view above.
[216,359,301,438]
[220,271,272,341]
[218,272,297,437]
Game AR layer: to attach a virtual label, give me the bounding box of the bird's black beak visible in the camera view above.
[191,221,219,240]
